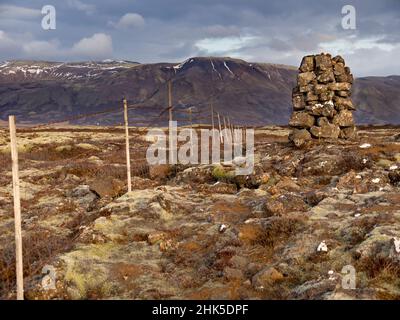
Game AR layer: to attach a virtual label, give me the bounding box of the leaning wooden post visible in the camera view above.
[210,104,215,131]
[168,81,173,123]
[217,113,223,143]
[9,115,24,300]
[223,116,228,143]
[123,98,132,193]
[167,81,176,163]
[189,107,193,142]
[227,117,233,143]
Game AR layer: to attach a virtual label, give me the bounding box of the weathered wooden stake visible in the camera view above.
[223,116,229,143]
[227,117,233,142]
[168,81,173,123]
[9,115,24,300]
[217,113,223,143]
[167,81,176,163]
[123,98,132,193]
[189,107,193,142]
[210,104,215,131]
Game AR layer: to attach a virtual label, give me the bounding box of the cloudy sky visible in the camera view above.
[0,0,399,76]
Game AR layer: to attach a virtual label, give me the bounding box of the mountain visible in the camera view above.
[352,76,400,125]
[0,57,399,126]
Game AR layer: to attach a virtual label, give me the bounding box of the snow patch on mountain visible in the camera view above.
[223,61,234,75]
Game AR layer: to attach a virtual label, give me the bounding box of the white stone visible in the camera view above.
[359,143,371,149]
[393,237,400,253]
[317,241,328,252]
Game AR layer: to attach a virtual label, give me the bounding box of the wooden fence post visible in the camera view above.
[167,81,177,164]
[210,104,215,131]
[123,99,132,193]
[217,113,223,143]
[188,107,193,142]
[227,117,233,143]
[168,81,173,123]
[9,115,24,300]
[223,116,229,143]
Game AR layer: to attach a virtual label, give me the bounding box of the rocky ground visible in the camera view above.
[0,125,400,300]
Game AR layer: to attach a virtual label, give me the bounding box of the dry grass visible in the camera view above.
[360,255,400,280]
[20,143,97,162]
[0,227,73,299]
[345,214,395,246]
[0,152,11,173]
[252,216,306,248]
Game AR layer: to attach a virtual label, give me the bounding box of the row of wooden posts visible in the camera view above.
[8,80,249,300]
[123,80,249,192]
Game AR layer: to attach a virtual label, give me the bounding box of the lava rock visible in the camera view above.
[289,53,356,145]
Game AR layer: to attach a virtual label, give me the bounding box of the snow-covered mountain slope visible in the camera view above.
[0,60,139,81]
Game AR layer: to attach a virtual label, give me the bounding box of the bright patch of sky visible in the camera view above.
[320,36,397,55]
[195,36,258,55]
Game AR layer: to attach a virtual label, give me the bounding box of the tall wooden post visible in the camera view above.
[168,81,173,123]
[123,98,132,193]
[227,117,233,142]
[168,81,176,163]
[189,107,193,142]
[210,104,215,131]
[9,115,24,300]
[217,113,223,143]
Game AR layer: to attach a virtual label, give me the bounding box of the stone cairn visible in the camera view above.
[289,53,357,147]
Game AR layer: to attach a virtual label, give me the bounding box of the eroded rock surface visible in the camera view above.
[0,125,399,300]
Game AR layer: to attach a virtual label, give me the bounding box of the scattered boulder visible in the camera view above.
[66,185,98,210]
[223,267,244,281]
[89,178,124,198]
[291,279,337,299]
[252,267,284,290]
[175,165,214,184]
[199,182,237,194]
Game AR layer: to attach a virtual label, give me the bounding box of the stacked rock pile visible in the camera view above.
[289,53,357,147]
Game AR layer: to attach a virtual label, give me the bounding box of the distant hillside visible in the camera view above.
[0,57,399,126]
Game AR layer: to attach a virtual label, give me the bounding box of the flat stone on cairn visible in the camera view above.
[289,53,357,147]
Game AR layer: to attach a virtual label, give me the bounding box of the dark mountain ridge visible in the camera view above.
[0,57,399,126]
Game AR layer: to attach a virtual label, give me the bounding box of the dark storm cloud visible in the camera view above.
[0,0,399,75]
